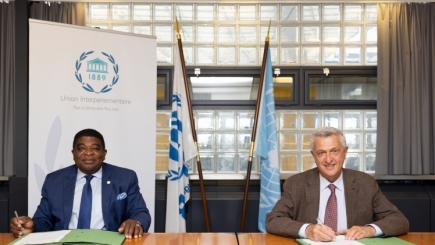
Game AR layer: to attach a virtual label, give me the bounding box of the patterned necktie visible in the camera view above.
[77,175,94,229]
[324,184,338,232]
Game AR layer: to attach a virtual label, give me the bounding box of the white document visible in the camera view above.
[13,230,70,245]
[301,235,364,245]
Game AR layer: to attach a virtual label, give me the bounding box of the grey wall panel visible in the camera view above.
[154,199,166,232]
[154,198,259,232]
[0,199,8,232]
[0,181,9,232]
[379,181,431,232]
[421,182,435,232]
[9,176,28,230]
[187,199,259,232]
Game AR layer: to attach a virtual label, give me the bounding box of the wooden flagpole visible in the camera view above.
[174,18,211,232]
[239,20,271,232]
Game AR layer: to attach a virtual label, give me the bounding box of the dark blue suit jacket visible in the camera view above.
[32,163,151,232]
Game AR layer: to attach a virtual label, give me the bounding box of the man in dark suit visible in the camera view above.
[10,129,151,239]
[266,127,409,242]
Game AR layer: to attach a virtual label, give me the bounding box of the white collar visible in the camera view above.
[319,170,344,191]
[76,165,103,180]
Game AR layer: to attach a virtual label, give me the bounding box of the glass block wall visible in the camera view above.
[85,3,377,66]
[156,109,377,175]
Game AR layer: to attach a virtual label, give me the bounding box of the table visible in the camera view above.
[0,233,15,245]
[124,233,238,245]
[398,232,435,244]
[0,232,238,245]
[236,232,435,245]
[2,232,435,245]
[237,233,298,245]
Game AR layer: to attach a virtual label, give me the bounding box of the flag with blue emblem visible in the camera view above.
[256,47,281,232]
[165,43,198,232]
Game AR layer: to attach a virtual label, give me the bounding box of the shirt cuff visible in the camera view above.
[298,223,311,238]
[367,224,383,237]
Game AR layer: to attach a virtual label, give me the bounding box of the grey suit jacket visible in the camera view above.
[266,168,409,238]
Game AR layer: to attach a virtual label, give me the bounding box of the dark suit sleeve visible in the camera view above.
[125,171,151,232]
[368,179,409,236]
[266,177,305,238]
[32,176,55,232]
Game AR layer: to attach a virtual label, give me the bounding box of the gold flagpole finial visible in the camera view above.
[266,19,271,42]
[174,17,182,39]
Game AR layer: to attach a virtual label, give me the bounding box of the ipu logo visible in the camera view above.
[74,51,119,93]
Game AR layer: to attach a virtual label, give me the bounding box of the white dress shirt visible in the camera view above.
[298,171,383,238]
[318,172,347,231]
[68,167,105,230]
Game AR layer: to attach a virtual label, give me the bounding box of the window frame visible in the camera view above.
[302,67,376,109]
[186,67,260,108]
[157,66,376,110]
[157,67,172,108]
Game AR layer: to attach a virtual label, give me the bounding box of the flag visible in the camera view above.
[165,43,198,232]
[256,47,281,232]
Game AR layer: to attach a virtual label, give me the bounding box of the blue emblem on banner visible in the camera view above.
[74,51,119,93]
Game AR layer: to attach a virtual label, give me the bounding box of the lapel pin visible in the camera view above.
[107,181,111,184]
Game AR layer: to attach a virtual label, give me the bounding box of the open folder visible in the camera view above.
[295,236,416,245]
[8,229,125,245]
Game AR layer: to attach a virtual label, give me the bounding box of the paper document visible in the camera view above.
[9,229,125,245]
[299,235,363,245]
[11,230,70,245]
[296,236,416,245]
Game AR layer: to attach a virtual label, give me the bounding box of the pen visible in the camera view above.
[14,210,24,231]
[316,217,326,227]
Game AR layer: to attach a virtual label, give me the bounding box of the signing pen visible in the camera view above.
[14,211,24,231]
[316,217,326,228]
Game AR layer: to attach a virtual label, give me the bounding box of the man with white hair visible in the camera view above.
[266,127,409,242]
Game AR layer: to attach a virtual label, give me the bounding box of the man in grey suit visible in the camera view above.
[266,127,409,242]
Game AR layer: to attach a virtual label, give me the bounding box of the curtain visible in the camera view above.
[0,2,84,176]
[376,3,435,174]
[30,2,85,25]
[0,1,15,176]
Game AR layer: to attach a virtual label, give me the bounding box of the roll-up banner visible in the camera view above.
[29,19,156,231]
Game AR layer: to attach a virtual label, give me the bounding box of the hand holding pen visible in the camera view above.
[10,211,34,238]
[305,219,335,242]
